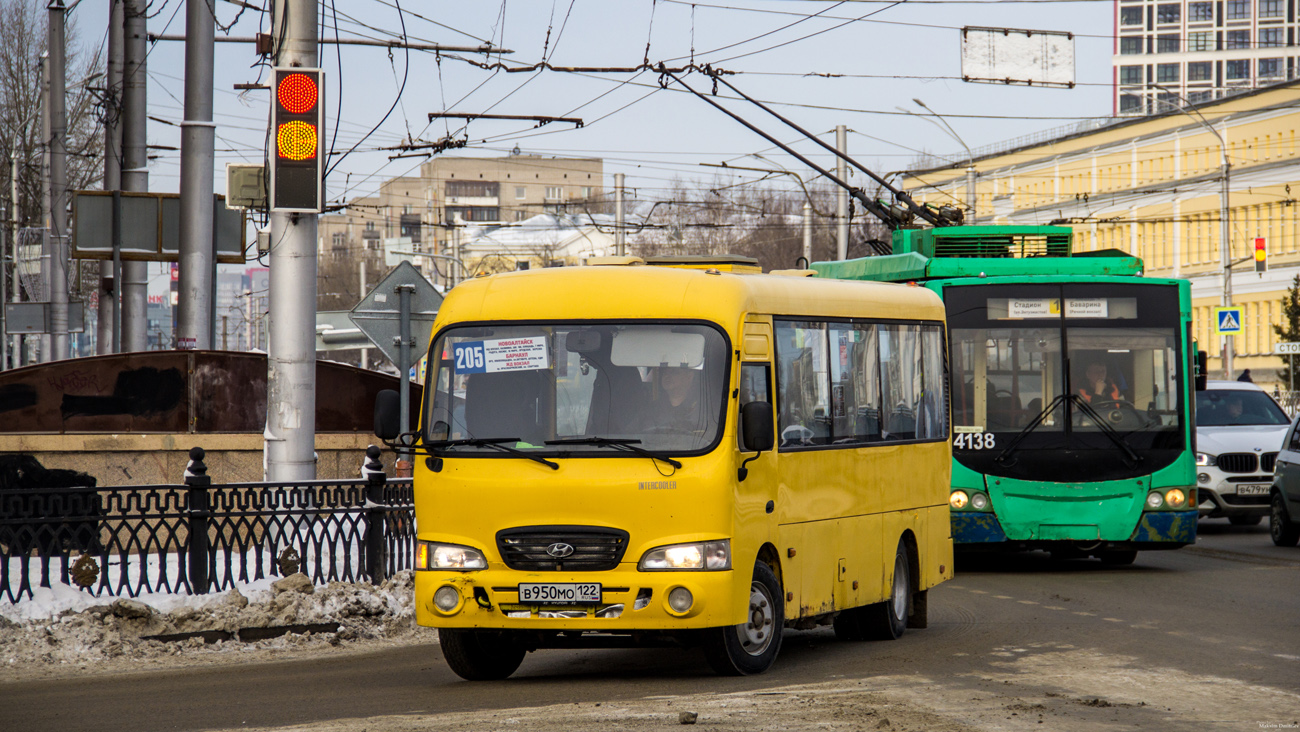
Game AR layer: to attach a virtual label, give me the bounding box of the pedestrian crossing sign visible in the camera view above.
[1214,306,1243,335]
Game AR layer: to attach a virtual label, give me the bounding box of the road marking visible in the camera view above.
[1043,606,1066,610]
[1017,600,1039,605]
[1073,611,1096,616]
[993,595,1013,599]
[1103,617,1123,623]
[1274,654,1300,661]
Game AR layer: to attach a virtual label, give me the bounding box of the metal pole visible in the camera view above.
[614,173,625,256]
[100,0,123,355]
[121,0,149,352]
[396,284,413,463]
[47,1,68,361]
[1221,152,1234,379]
[9,168,18,366]
[176,0,215,350]
[359,259,368,370]
[1,159,8,370]
[802,202,812,266]
[836,125,848,261]
[265,0,318,482]
[966,166,977,221]
[39,55,51,362]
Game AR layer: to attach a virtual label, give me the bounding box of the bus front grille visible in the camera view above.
[496,526,630,571]
[1216,453,1258,474]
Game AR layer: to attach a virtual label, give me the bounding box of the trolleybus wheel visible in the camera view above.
[1098,550,1137,565]
[1271,493,1300,547]
[438,629,527,681]
[862,540,911,641]
[703,560,783,675]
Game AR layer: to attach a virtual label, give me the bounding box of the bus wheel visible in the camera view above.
[1098,550,1137,566]
[863,540,911,641]
[703,560,784,675]
[438,629,526,681]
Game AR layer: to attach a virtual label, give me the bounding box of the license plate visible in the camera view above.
[518,583,601,604]
[1236,483,1271,496]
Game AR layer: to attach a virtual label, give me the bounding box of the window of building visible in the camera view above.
[1156,64,1179,82]
[445,180,499,198]
[515,186,526,200]
[1157,34,1180,53]
[1120,6,1143,24]
[1259,0,1284,17]
[1120,94,1143,113]
[446,206,500,222]
[1226,30,1250,49]
[1120,36,1144,55]
[1120,65,1143,85]
[399,213,422,243]
[544,185,563,200]
[1260,57,1283,77]
[1188,32,1214,51]
[1188,61,1213,80]
[1156,3,1180,23]
[1226,0,1250,18]
[581,186,593,198]
[1259,27,1283,47]
[1189,1,1214,20]
[1188,89,1214,104]
[1226,59,1251,79]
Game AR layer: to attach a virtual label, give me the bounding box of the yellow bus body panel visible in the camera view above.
[413,266,952,632]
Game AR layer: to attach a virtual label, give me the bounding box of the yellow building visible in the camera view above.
[903,80,1300,388]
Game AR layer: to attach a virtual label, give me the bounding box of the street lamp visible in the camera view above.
[907,98,978,221]
[1152,85,1234,379]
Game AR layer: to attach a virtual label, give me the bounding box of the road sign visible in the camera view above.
[1277,342,1300,355]
[349,261,442,369]
[4,302,85,334]
[72,191,246,263]
[1214,307,1243,335]
[315,310,371,352]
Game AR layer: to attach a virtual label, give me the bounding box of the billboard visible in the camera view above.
[960,26,1075,88]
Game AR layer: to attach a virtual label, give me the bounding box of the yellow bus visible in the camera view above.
[374,256,954,679]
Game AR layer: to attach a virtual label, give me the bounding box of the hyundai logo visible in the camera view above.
[545,542,575,558]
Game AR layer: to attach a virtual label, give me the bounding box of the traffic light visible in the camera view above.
[1255,237,1267,274]
[270,68,324,212]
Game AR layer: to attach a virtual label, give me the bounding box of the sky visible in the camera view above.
[65,0,1118,222]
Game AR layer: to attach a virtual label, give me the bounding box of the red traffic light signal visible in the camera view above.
[270,68,324,212]
[1255,237,1267,274]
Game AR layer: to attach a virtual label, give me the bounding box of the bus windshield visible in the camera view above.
[424,322,729,455]
[946,283,1185,482]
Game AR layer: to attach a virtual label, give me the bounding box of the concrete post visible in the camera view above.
[99,0,123,355]
[176,0,216,350]
[614,173,625,256]
[47,1,69,361]
[836,125,848,261]
[120,0,149,352]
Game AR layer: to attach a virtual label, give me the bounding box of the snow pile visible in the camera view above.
[0,571,427,680]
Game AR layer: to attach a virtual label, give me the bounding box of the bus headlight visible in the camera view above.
[639,540,730,571]
[1145,492,1165,510]
[950,491,970,509]
[970,492,990,511]
[416,541,487,571]
[1195,452,1216,467]
[1164,489,1186,508]
[434,585,461,612]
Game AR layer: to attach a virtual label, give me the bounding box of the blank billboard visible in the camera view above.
[961,26,1075,88]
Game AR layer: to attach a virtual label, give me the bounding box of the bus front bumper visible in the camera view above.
[952,509,1197,549]
[415,566,741,631]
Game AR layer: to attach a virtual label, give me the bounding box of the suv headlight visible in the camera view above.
[639,540,731,571]
[1195,452,1217,467]
[416,541,487,571]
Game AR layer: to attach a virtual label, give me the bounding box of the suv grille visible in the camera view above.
[1216,453,1257,474]
[1261,452,1279,473]
[496,526,630,571]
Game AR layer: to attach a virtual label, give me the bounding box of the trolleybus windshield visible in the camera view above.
[945,283,1184,483]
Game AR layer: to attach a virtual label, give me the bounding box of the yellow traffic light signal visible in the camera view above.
[1255,237,1267,274]
[270,68,324,212]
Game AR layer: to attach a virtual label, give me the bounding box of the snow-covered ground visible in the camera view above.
[0,570,432,682]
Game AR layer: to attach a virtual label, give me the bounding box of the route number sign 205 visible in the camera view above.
[953,432,996,450]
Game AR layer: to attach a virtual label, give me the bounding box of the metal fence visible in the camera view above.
[0,448,415,603]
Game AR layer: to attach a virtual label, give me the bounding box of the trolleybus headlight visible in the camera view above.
[970,492,990,511]
[1145,492,1165,510]
[639,540,731,571]
[433,585,461,612]
[1164,488,1187,508]
[949,491,970,510]
[416,541,487,571]
[1195,452,1217,467]
[667,587,694,613]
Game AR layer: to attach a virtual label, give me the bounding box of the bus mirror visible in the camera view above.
[374,389,401,440]
[1195,350,1208,392]
[741,401,775,453]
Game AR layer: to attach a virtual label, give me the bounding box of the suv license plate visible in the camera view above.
[518,583,601,604]
[1236,483,1271,496]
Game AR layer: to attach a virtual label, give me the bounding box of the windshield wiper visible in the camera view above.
[544,436,683,469]
[1069,395,1142,467]
[427,437,559,470]
[994,394,1067,467]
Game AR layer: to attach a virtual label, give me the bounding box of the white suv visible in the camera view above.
[1195,381,1292,525]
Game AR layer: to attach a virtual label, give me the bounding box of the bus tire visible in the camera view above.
[703,560,783,675]
[438,629,526,681]
[863,540,911,641]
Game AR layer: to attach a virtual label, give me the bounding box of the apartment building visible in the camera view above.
[1114,0,1300,115]
[903,80,1300,385]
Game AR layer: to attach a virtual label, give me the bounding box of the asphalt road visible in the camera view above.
[4,520,1297,732]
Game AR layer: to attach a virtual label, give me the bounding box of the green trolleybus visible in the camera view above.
[814,226,1199,563]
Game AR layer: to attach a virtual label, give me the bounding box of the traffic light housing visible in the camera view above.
[270,68,324,212]
[1255,237,1267,274]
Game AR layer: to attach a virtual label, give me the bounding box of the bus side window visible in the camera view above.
[775,321,830,447]
[918,326,948,440]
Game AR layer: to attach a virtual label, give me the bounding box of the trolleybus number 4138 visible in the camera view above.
[518,583,602,604]
[953,432,996,450]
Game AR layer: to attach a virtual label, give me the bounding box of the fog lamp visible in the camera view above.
[1198,473,1211,485]
[970,492,990,511]
[949,491,970,510]
[434,585,460,612]
[1145,492,1164,510]
[667,587,694,613]
[1164,488,1186,508]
